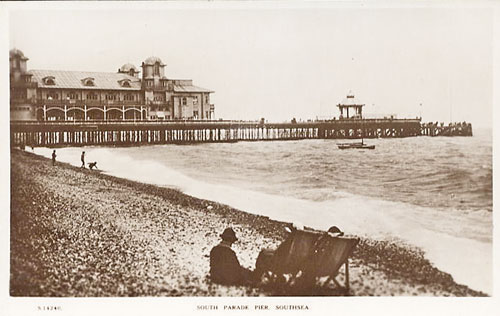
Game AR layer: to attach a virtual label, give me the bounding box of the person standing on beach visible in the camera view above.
[51,150,57,166]
[210,228,254,285]
[80,151,85,168]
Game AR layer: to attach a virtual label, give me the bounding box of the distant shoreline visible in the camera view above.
[10,149,486,296]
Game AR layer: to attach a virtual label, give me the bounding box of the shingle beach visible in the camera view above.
[10,149,485,297]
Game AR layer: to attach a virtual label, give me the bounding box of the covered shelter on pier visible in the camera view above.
[337,91,365,119]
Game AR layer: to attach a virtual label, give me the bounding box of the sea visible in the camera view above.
[33,128,493,295]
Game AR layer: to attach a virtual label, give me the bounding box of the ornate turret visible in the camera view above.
[10,48,32,83]
[141,56,167,89]
[9,48,37,120]
[142,56,165,77]
[118,63,140,77]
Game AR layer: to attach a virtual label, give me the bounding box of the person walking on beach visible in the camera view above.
[51,150,57,166]
[80,151,85,168]
[210,227,254,285]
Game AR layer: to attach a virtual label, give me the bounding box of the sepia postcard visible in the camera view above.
[1,1,498,315]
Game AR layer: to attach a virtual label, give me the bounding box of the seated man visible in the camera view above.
[209,227,253,285]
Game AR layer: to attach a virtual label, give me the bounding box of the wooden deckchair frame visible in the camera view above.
[256,229,359,293]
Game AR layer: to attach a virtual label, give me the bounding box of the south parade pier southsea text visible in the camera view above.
[197,304,309,311]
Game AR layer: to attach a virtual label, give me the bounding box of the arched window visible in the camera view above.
[43,76,56,85]
[82,78,95,86]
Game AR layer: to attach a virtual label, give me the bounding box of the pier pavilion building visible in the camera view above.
[9,48,215,121]
[337,91,364,119]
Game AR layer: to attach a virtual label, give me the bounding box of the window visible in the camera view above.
[193,96,198,105]
[12,90,27,99]
[82,78,95,86]
[124,94,135,101]
[153,95,164,101]
[47,92,58,100]
[68,92,79,100]
[146,80,153,87]
[193,110,198,118]
[154,62,160,76]
[43,76,56,85]
[86,93,98,100]
[106,94,117,101]
[162,81,167,87]
[182,97,187,106]
[24,76,31,83]
[205,95,209,103]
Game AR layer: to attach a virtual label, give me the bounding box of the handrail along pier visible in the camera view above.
[11,119,473,147]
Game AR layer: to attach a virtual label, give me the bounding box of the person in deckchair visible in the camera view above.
[210,227,253,285]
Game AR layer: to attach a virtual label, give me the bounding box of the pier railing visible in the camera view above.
[10,118,472,148]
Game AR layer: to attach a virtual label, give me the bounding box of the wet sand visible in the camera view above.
[10,149,486,296]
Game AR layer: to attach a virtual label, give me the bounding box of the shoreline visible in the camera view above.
[10,149,486,296]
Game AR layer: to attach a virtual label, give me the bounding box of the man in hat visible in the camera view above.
[209,227,253,285]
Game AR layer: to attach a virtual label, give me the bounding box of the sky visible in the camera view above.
[5,2,494,127]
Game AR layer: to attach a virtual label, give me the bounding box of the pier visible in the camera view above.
[10,118,472,148]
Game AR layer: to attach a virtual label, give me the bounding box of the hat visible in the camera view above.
[220,227,238,242]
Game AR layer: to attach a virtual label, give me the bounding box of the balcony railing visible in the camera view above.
[37,99,147,107]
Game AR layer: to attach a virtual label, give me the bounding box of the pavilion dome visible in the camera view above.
[119,63,138,73]
[9,48,28,60]
[143,56,165,66]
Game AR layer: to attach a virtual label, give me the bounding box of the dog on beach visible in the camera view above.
[88,162,98,170]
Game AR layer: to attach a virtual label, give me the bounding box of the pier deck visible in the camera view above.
[10,119,472,148]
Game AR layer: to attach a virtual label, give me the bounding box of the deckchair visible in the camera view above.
[256,229,359,292]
